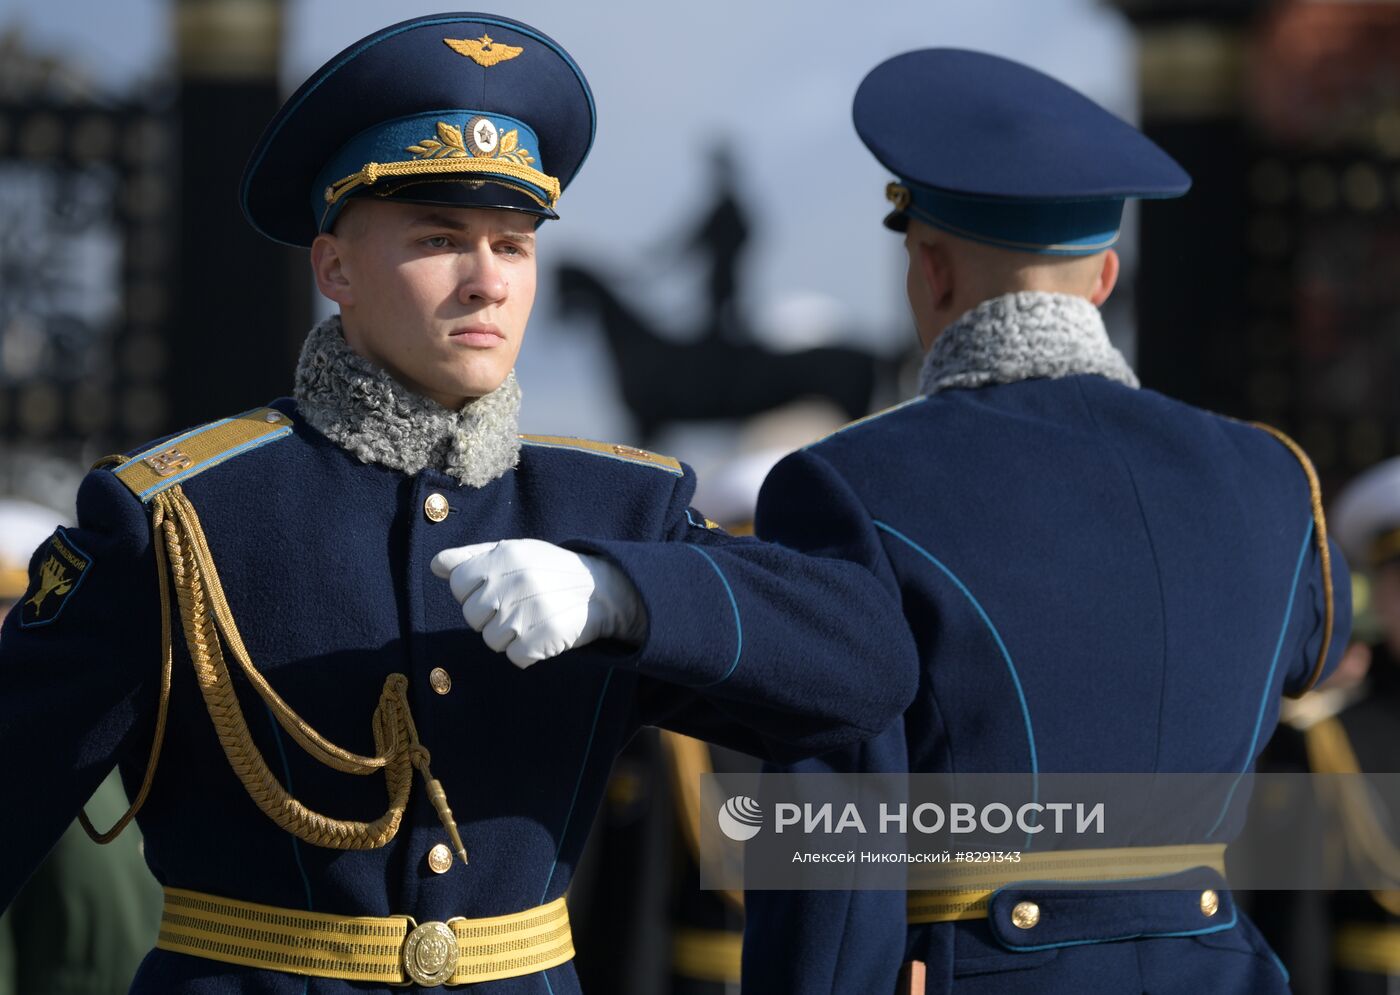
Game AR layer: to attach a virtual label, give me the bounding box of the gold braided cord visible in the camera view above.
[326,157,561,208]
[86,483,466,865]
[162,486,466,858]
[1251,422,1335,697]
[80,500,176,843]
[167,487,397,774]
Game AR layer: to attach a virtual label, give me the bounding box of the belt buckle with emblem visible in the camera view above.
[402,918,459,987]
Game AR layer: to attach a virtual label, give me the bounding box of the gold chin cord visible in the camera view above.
[81,484,468,866]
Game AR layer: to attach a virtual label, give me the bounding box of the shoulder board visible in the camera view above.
[520,435,682,476]
[806,397,926,448]
[110,406,294,503]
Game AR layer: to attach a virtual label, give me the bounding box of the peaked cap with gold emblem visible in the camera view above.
[241,12,596,245]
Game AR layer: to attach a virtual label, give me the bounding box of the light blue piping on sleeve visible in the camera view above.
[1206,517,1314,839]
[684,545,743,686]
[873,520,1039,849]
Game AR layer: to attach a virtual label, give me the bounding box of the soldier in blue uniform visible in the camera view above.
[0,14,920,993]
[739,50,1353,994]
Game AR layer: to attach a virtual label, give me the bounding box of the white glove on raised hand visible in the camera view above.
[430,539,647,669]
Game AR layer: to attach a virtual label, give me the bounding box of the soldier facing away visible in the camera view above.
[741,49,1353,994]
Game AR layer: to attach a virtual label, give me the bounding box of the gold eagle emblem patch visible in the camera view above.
[19,529,92,628]
[443,34,524,68]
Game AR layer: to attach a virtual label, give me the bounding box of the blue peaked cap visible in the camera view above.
[854,49,1191,255]
[241,13,596,247]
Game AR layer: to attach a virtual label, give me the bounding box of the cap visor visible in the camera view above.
[345,178,558,223]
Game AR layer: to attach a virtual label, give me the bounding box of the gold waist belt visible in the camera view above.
[1336,923,1400,977]
[906,843,1227,924]
[156,887,574,988]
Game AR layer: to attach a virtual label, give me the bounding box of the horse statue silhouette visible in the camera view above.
[555,263,891,444]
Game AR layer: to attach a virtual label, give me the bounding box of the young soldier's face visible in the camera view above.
[313,200,537,409]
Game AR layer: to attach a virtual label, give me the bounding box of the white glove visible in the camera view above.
[430,539,647,669]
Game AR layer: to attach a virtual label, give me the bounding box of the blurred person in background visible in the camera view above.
[0,498,161,995]
[741,48,1350,995]
[682,144,751,345]
[1284,457,1400,994]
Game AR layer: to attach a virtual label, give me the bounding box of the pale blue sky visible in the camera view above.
[2,0,1136,442]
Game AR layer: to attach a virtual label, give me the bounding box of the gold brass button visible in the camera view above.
[1011,901,1040,930]
[424,493,450,523]
[429,667,452,695]
[1200,889,1219,917]
[427,843,454,875]
[402,919,457,986]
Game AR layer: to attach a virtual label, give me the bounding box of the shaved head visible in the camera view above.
[902,219,1120,350]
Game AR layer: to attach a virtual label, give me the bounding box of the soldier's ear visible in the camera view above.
[915,240,955,313]
[1088,249,1120,307]
[311,233,355,307]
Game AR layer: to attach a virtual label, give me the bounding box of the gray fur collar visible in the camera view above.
[918,291,1138,396]
[292,315,521,487]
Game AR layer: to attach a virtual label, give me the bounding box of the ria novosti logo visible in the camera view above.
[718,795,764,841]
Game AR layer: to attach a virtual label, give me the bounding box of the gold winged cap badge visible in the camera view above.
[444,34,524,68]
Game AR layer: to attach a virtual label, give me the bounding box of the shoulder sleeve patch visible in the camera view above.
[806,397,926,448]
[519,434,683,475]
[17,528,93,629]
[111,406,294,503]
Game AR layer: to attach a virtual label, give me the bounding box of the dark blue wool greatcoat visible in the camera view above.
[0,399,918,994]
[743,374,1351,995]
